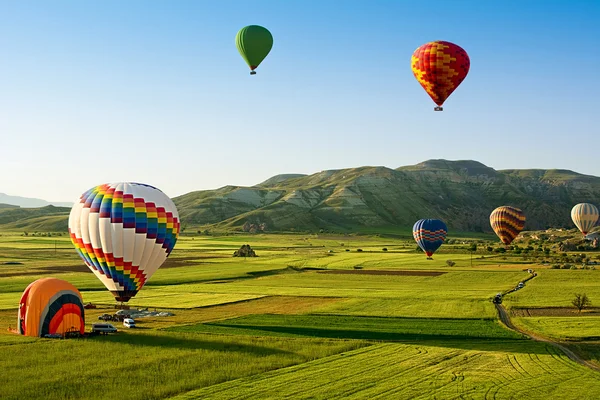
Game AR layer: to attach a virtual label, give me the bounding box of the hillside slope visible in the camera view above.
[3,160,599,233]
[173,160,600,232]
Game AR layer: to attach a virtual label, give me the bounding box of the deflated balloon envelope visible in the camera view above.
[68,182,180,302]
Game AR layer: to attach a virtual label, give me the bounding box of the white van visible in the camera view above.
[123,318,136,328]
[91,323,117,334]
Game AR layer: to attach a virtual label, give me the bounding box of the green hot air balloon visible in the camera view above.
[235,25,273,75]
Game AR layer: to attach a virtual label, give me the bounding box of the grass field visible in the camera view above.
[2,232,600,399]
[172,342,600,400]
[514,316,600,341]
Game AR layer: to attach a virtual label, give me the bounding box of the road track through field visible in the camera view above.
[495,303,600,372]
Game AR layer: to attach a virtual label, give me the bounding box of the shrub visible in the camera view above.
[382,248,388,252]
[353,265,363,270]
[551,264,561,269]
[571,265,579,270]
[356,249,363,252]
[562,264,572,269]
[446,260,456,267]
[345,249,350,252]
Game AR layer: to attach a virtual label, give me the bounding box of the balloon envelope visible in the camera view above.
[413,219,448,257]
[490,206,525,245]
[236,25,273,73]
[571,203,599,236]
[68,183,180,302]
[411,41,470,107]
[18,278,85,337]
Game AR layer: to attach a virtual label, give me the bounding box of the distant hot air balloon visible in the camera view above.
[571,203,599,236]
[236,25,273,75]
[413,219,448,259]
[18,278,85,337]
[68,183,180,302]
[411,41,470,111]
[490,206,526,245]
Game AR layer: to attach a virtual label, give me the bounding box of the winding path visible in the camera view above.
[495,302,600,372]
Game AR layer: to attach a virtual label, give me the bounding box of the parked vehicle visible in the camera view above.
[84,302,97,309]
[91,323,117,335]
[493,293,502,304]
[123,318,136,328]
[518,282,525,289]
[98,313,113,321]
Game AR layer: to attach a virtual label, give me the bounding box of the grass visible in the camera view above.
[2,231,600,399]
[503,269,600,308]
[514,316,600,340]
[172,342,600,400]
[0,330,366,400]
[169,314,525,341]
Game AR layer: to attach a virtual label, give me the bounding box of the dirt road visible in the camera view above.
[495,303,600,372]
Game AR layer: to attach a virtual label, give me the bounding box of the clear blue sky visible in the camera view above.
[1,0,598,202]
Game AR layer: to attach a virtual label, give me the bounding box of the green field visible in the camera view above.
[2,232,600,399]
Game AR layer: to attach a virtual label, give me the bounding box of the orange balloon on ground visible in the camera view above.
[17,278,85,337]
[411,41,470,111]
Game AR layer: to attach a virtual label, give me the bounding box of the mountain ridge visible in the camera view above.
[2,160,599,233]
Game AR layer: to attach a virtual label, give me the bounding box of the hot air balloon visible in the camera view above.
[413,219,448,259]
[68,183,180,303]
[571,203,599,236]
[18,278,85,337]
[236,25,273,75]
[490,206,526,245]
[411,41,470,111]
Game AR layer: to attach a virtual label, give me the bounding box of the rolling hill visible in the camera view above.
[174,160,600,233]
[2,160,600,233]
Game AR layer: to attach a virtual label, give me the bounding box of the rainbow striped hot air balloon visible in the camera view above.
[490,206,526,245]
[411,41,470,111]
[571,203,599,236]
[18,278,85,337]
[413,219,448,259]
[69,183,180,303]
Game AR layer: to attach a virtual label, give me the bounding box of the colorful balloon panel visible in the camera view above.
[18,278,85,337]
[411,41,470,107]
[490,206,526,245]
[571,203,599,235]
[68,183,180,302]
[236,25,273,74]
[413,219,448,257]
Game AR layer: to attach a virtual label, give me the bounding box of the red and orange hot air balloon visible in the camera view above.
[411,41,470,111]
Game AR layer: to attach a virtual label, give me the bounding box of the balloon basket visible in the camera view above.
[427,257,433,260]
[434,106,443,111]
[250,71,256,75]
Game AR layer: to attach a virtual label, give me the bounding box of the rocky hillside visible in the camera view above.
[2,160,599,233]
[173,160,600,233]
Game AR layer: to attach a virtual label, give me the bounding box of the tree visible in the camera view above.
[572,293,591,313]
